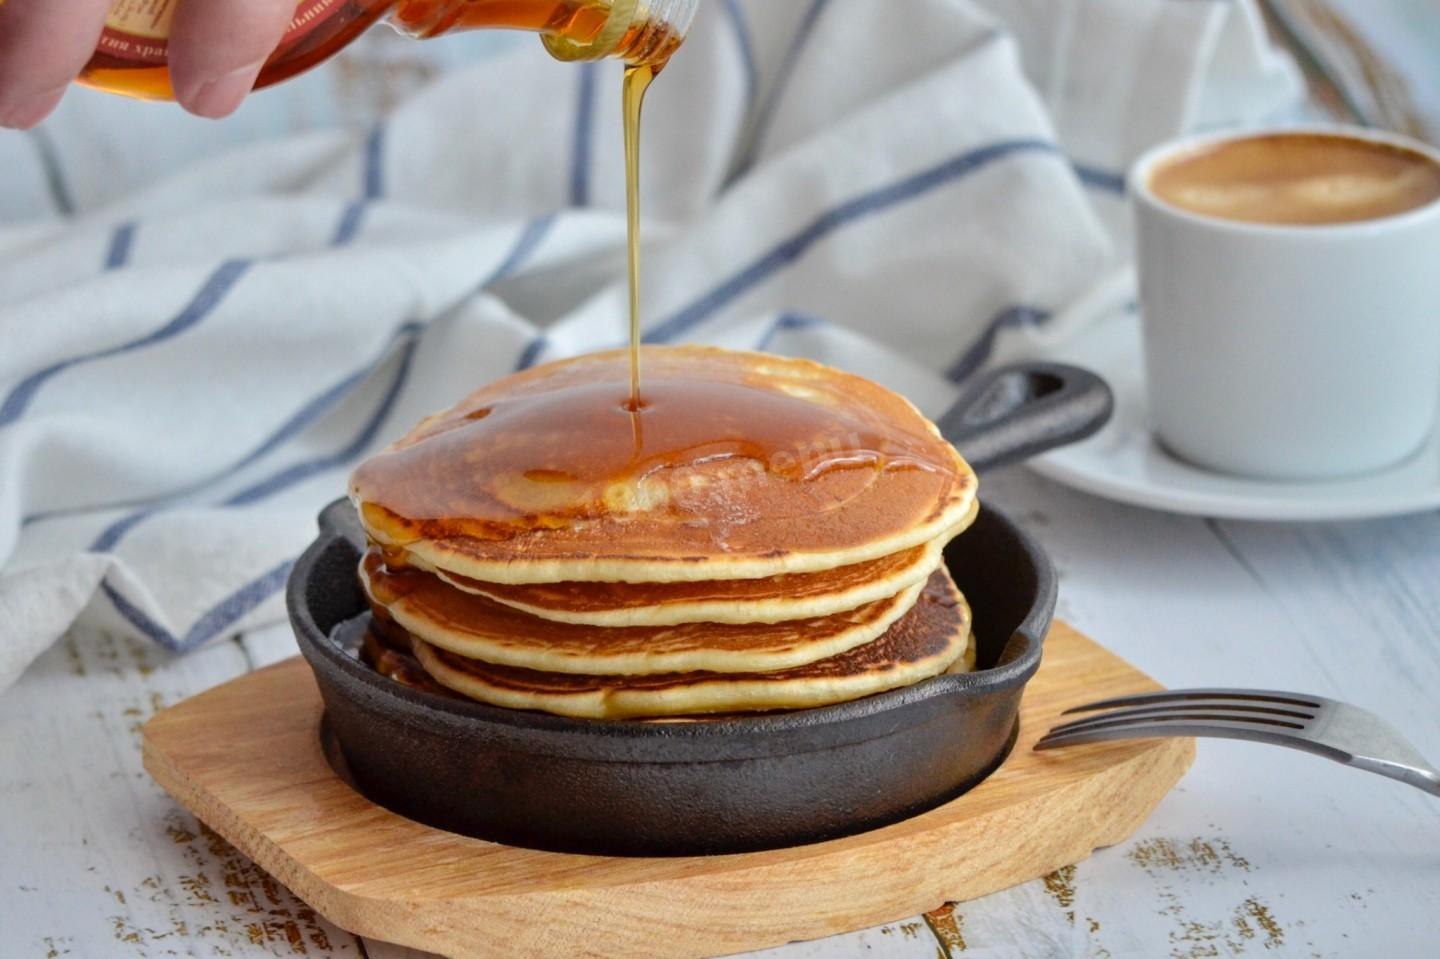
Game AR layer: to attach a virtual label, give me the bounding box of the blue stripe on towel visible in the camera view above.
[647,138,1060,344]
[754,306,1056,386]
[515,335,549,371]
[362,124,386,200]
[29,128,75,216]
[944,304,1051,383]
[102,328,417,648]
[728,0,831,181]
[331,201,369,247]
[571,63,599,207]
[0,258,253,428]
[104,222,136,270]
[90,510,154,555]
[755,312,825,352]
[752,307,1058,387]
[331,124,388,246]
[84,322,423,550]
[1072,161,1126,195]
[102,558,294,653]
[480,214,557,289]
[221,329,420,507]
[720,0,760,117]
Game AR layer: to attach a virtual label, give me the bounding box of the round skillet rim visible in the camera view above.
[288,497,1054,764]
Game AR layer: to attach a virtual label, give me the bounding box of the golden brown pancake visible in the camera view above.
[351,346,977,584]
[360,549,925,675]
[362,623,975,720]
[411,569,972,719]
[361,627,464,700]
[385,516,964,626]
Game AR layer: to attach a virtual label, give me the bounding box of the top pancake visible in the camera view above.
[351,346,976,584]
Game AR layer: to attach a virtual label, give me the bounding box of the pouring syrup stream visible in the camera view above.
[622,62,656,414]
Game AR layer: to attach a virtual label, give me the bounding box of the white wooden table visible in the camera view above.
[4,13,1439,959]
[4,464,1438,959]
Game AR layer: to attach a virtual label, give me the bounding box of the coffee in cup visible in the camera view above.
[1131,127,1440,480]
[1148,131,1440,226]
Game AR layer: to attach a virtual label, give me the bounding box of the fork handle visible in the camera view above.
[1036,724,1440,797]
[1348,755,1440,797]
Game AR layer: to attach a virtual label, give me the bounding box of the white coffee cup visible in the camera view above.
[1130,126,1440,480]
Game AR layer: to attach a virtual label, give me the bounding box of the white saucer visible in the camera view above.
[1027,316,1440,521]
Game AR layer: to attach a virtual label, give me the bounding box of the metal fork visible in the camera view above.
[1034,688,1440,796]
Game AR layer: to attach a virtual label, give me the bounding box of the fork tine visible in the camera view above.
[1034,713,1311,751]
[1035,725,1179,750]
[1046,710,1308,738]
[1035,718,1305,751]
[1061,687,1324,715]
[1047,700,1314,735]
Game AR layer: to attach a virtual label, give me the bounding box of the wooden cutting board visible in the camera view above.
[142,621,1193,959]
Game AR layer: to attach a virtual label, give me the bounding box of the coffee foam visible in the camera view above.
[1149,133,1440,226]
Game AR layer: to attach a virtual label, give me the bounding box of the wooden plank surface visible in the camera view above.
[138,623,1193,959]
[5,466,1439,958]
[0,630,365,958]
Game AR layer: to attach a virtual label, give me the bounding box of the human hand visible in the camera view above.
[0,0,299,128]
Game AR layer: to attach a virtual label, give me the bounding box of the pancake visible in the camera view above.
[361,623,976,720]
[361,626,464,700]
[950,631,978,674]
[411,569,973,719]
[351,346,977,584]
[394,515,967,627]
[360,549,926,676]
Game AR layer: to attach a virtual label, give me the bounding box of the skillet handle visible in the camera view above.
[318,497,367,550]
[936,362,1113,472]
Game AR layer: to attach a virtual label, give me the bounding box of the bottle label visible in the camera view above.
[97,0,347,65]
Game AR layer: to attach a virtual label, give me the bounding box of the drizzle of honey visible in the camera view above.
[622,62,656,412]
[82,0,675,438]
[353,363,958,543]
[317,9,962,555]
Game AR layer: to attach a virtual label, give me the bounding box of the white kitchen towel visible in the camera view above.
[0,0,1299,689]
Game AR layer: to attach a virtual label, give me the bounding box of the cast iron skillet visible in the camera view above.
[288,362,1112,856]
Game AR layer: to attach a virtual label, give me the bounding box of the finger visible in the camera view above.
[168,0,296,118]
[0,0,113,129]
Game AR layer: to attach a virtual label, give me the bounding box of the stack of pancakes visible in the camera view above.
[349,346,979,720]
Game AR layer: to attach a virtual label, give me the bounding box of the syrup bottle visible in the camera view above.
[80,0,699,101]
